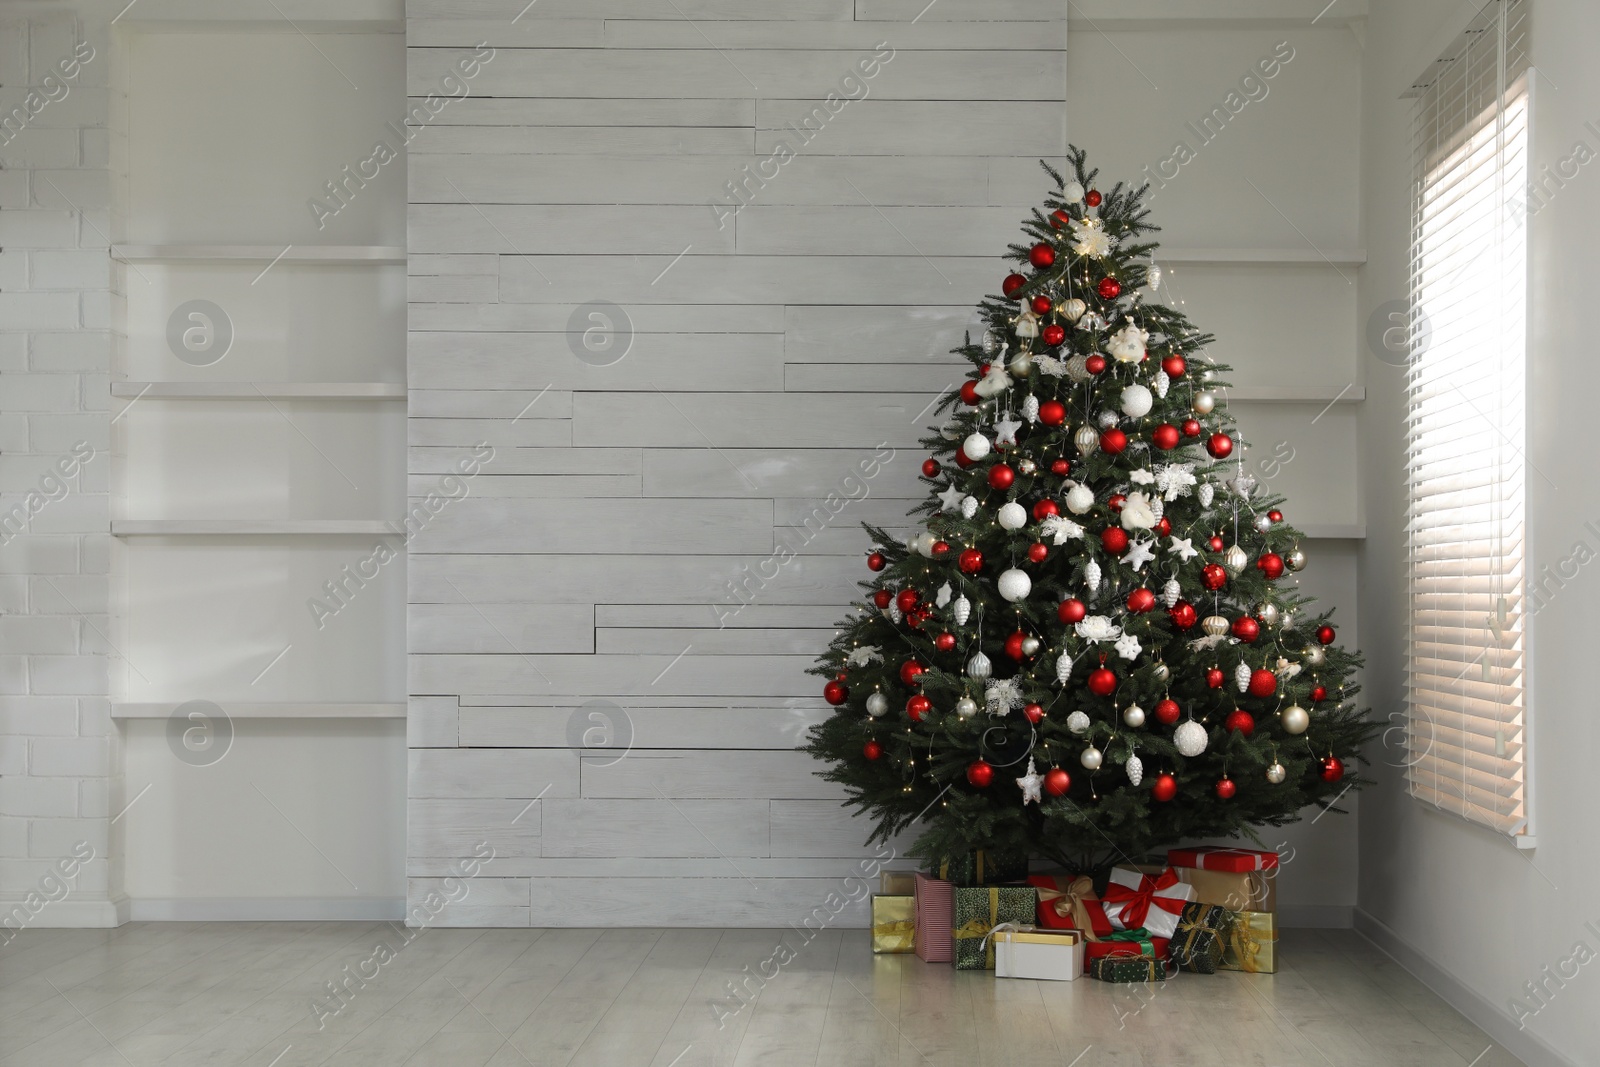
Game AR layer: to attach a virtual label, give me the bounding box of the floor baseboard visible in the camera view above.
[1354,908,1574,1067]
[0,896,125,931]
[128,898,405,922]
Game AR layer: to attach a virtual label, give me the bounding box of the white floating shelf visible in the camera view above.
[112,520,399,536]
[1158,248,1367,266]
[111,244,406,264]
[1223,386,1365,403]
[111,702,404,720]
[112,381,406,400]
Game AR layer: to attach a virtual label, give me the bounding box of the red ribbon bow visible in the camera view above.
[1101,868,1186,931]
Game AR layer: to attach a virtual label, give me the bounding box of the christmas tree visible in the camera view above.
[806,147,1374,874]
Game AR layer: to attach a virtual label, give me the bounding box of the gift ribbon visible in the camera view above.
[873,919,915,948]
[1171,907,1223,967]
[1093,955,1164,982]
[1102,927,1154,957]
[1035,875,1101,941]
[1225,913,1271,972]
[1101,868,1186,932]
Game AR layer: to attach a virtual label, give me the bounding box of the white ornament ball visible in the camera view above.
[966,651,992,679]
[1123,703,1146,728]
[866,692,889,718]
[997,568,1032,603]
[1080,745,1103,771]
[1193,391,1216,415]
[1065,485,1095,515]
[997,502,1028,530]
[1097,410,1120,429]
[962,433,992,461]
[1062,297,1088,321]
[1064,180,1085,204]
[1254,513,1274,534]
[955,696,979,719]
[910,531,938,558]
[1120,384,1154,418]
[1174,720,1209,758]
[953,595,972,625]
[1021,635,1041,657]
[1125,753,1144,787]
[1267,762,1288,784]
[1066,711,1091,735]
[960,495,979,520]
[1281,704,1310,735]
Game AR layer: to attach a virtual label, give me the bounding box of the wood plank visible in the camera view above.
[605,20,1068,48]
[408,749,579,799]
[405,498,775,554]
[784,304,982,363]
[737,205,1028,256]
[407,418,571,448]
[409,799,540,858]
[580,751,842,800]
[109,702,404,719]
[409,603,596,655]
[410,389,574,419]
[408,125,756,156]
[595,627,830,655]
[572,393,940,448]
[406,0,853,18]
[410,447,641,476]
[526,877,872,927]
[407,203,734,254]
[408,332,785,390]
[411,654,814,698]
[641,447,922,498]
[421,97,758,127]
[409,474,642,498]
[457,705,826,750]
[410,302,785,333]
[539,799,769,858]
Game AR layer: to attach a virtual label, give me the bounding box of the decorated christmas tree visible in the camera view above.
[806,147,1375,874]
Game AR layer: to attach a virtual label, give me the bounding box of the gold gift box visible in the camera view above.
[1220,910,1278,973]
[880,870,918,896]
[872,894,915,954]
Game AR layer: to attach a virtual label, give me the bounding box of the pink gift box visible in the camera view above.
[914,872,954,963]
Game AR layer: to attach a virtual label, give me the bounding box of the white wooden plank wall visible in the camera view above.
[405,2,1367,926]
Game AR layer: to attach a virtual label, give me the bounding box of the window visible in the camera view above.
[1403,0,1530,839]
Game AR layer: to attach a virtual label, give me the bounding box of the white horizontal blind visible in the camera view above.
[1404,0,1529,837]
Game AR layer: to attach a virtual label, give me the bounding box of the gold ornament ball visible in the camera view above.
[1008,350,1034,377]
[1061,297,1087,321]
[1202,615,1230,637]
[1151,662,1170,684]
[1080,745,1103,770]
[1281,705,1310,735]
[1304,645,1327,667]
[1193,390,1217,415]
[1266,762,1288,784]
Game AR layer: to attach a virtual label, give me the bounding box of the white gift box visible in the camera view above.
[989,924,1085,981]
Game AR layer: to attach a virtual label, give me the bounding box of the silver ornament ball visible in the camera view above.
[1150,663,1170,684]
[1017,457,1037,476]
[1256,603,1281,628]
[1304,645,1327,667]
[1080,745,1103,771]
[1193,391,1216,415]
[1021,635,1041,657]
[1266,761,1288,784]
[1123,703,1146,728]
[1286,548,1307,572]
[955,696,979,719]
[967,651,992,679]
[1254,513,1274,533]
[1008,350,1035,378]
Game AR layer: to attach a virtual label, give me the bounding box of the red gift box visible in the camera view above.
[1027,875,1111,935]
[1084,933,1169,973]
[914,872,954,963]
[1167,846,1280,873]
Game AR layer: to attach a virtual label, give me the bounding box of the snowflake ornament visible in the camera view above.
[1115,633,1143,661]
[844,645,882,668]
[1034,353,1068,377]
[1124,538,1158,571]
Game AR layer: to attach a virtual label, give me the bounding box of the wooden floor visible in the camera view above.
[0,923,1523,1066]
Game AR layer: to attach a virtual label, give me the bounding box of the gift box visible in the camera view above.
[1168,846,1279,873]
[1169,901,1230,974]
[1084,928,1169,972]
[914,872,954,963]
[936,848,1029,887]
[1221,910,1278,973]
[1177,866,1276,914]
[952,885,1037,970]
[871,894,915,954]
[987,924,1083,981]
[1027,874,1109,934]
[880,870,918,896]
[1099,866,1194,939]
[1088,954,1168,983]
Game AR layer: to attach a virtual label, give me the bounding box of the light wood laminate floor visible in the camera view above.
[0,924,1524,1067]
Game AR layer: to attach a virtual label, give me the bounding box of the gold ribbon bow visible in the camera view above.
[1034,876,1101,941]
[1224,912,1273,972]
[873,919,914,950]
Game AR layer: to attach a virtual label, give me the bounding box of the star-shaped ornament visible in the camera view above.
[937,485,965,512]
[1168,535,1198,562]
[1124,537,1158,571]
[1017,757,1043,806]
[994,414,1023,448]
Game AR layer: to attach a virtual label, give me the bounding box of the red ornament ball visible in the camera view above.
[1100,428,1128,454]
[907,695,932,722]
[1050,208,1071,228]
[1108,493,1127,513]
[823,681,849,706]
[1257,553,1285,580]
[1050,458,1071,476]
[1183,418,1203,437]
[954,447,975,470]
[1152,424,1181,450]
[908,605,932,629]
[1207,535,1225,552]
[1268,509,1283,523]
[1029,242,1056,269]
[1002,273,1027,298]
[987,464,1015,491]
[1311,685,1328,703]
[960,381,981,406]
[896,588,920,613]
[1215,777,1237,800]
[1084,353,1107,375]
[1097,276,1122,300]
[1004,630,1028,661]
[1032,498,1060,521]
[1206,433,1234,459]
[1155,698,1181,724]
[1023,702,1045,724]
[1155,517,1172,537]
[1087,666,1117,697]
[934,632,956,652]
[866,551,886,572]
[967,760,994,787]
[1031,294,1054,315]
[1044,767,1071,796]
[1316,625,1336,646]
[1201,563,1228,591]
[1101,527,1129,555]
[921,458,941,478]
[1320,756,1345,783]
[863,740,883,761]
[1126,587,1157,614]
[1162,354,1187,379]
[1168,601,1198,630]
[1206,667,1226,689]
[1085,189,1103,207]
[958,548,984,575]
[1225,709,1256,736]
[1232,616,1261,643]
[899,659,926,687]
[931,540,950,557]
[1042,323,1066,347]
[1151,773,1178,802]
[1058,598,1087,624]
[1039,400,1066,426]
[872,589,893,609]
[1247,668,1278,698]
[1027,542,1048,564]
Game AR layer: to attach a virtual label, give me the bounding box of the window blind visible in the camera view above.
[1403,0,1530,838]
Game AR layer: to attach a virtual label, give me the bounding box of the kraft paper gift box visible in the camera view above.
[952,885,1038,970]
[1136,861,1277,914]
[1098,866,1194,939]
[1220,910,1279,973]
[914,872,954,963]
[987,924,1084,981]
[879,870,918,896]
[871,894,915,954]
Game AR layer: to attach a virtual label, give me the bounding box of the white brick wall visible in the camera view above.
[0,6,117,923]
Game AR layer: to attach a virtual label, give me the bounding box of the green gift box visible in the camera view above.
[1169,901,1230,974]
[952,886,1037,970]
[1088,954,1168,983]
[935,848,1029,887]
